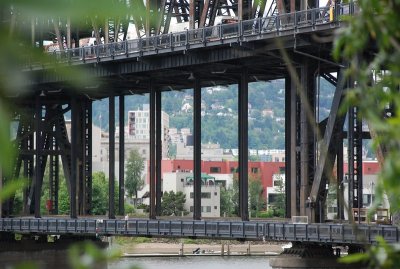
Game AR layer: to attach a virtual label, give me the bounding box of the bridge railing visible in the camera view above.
[0,217,397,244]
[26,2,355,69]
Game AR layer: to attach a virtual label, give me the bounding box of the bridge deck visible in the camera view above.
[0,218,397,245]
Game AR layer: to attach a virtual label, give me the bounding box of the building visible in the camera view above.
[176,142,234,161]
[163,171,221,217]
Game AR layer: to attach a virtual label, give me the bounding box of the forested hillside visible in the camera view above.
[92,78,335,150]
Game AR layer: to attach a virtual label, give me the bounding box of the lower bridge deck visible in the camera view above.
[0,218,397,245]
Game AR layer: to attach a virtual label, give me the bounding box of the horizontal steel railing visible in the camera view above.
[0,217,397,245]
[21,3,354,69]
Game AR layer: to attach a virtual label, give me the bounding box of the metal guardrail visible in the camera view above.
[28,3,355,68]
[0,217,396,245]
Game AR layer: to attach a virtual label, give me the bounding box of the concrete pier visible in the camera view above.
[269,243,366,269]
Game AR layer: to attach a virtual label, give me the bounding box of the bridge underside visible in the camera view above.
[1,3,366,227]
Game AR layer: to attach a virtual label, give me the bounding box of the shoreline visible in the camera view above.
[113,242,285,257]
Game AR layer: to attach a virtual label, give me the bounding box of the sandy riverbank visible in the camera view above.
[113,241,285,256]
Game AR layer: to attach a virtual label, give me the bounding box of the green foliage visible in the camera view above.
[68,241,121,269]
[0,178,27,202]
[91,172,119,215]
[161,191,187,216]
[334,0,400,212]
[249,174,266,217]
[333,0,400,267]
[125,149,145,199]
[340,237,400,269]
[220,175,239,217]
[269,175,285,216]
[124,203,136,214]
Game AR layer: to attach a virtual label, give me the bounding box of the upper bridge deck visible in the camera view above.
[22,3,354,98]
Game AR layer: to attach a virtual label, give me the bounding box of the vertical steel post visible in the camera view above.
[84,101,93,215]
[290,74,300,217]
[189,0,196,29]
[70,98,78,219]
[156,90,162,216]
[239,68,249,221]
[109,96,115,219]
[337,133,344,220]
[119,95,125,216]
[284,75,292,218]
[193,77,202,220]
[150,83,156,219]
[34,95,42,218]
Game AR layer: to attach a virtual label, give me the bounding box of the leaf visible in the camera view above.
[0,178,27,202]
[339,252,369,264]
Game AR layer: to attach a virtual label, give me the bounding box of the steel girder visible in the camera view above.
[309,70,346,222]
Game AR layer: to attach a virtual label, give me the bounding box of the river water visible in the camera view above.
[109,256,273,269]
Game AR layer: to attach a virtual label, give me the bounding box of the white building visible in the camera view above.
[163,172,221,217]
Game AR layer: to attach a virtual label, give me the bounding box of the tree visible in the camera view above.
[125,149,145,202]
[161,191,186,216]
[249,174,266,218]
[332,1,400,267]
[269,175,285,217]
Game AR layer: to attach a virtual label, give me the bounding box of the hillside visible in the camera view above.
[92,78,335,150]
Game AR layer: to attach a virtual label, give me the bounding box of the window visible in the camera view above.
[181,178,184,182]
[214,206,218,210]
[363,194,374,206]
[273,180,282,187]
[230,167,236,173]
[214,192,218,196]
[190,206,194,212]
[268,193,284,204]
[206,206,211,212]
[190,192,211,199]
[202,192,211,198]
[279,167,285,173]
[328,207,338,213]
[210,167,221,173]
[251,167,259,173]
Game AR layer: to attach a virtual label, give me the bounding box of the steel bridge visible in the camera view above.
[0,1,381,251]
[1,218,398,245]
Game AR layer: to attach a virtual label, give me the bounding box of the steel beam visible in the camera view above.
[337,133,344,220]
[299,63,316,220]
[193,77,202,220]
[289,72,300,217]
[109,96,115,219]
[119,95,125,216]
[284,75,291,218]
[239,68,249,221]
[309,70,346,221]
[150,83,156,219]
[70,98,78,219]
[83,101,92,215]
[156,90,162,216]
[34,95,42,218]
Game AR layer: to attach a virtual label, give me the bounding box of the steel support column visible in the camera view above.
[193,77,202,220]
[288,73,300,217]
[156,90,162,216]
[109,96,115,219]
[299,63,316,220]
[337,133,344,220]
[34,95,42,218]
[70,98,78,219]
[284,75,292,218]
[309,70,346,222]
[84,101,92,215]
[119,95,125,216]
[239,68,249,221]
[348,105,363,218]
[150,83,156,219]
